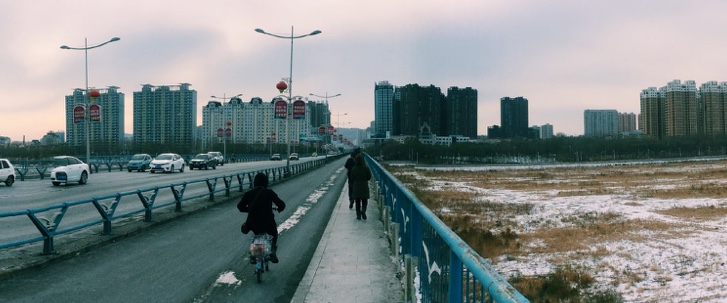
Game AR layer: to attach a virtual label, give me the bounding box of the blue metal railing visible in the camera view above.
[366,154,529,303]
[0,159,328,255]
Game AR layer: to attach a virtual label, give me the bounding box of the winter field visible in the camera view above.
[386,157,727,302]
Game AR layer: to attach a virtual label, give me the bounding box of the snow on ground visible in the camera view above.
[401,158,727,302]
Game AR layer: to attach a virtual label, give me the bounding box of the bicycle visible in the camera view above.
[249,233,273,283]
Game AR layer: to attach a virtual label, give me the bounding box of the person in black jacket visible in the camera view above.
[238,172,286,263]
[344,148,361,209]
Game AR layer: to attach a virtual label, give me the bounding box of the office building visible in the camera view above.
[619,113,637,134]
[500,97,529,139]
[65,86,124,146]
[133,83,196,145]
[584,109,619,137]
[374,81,394,137]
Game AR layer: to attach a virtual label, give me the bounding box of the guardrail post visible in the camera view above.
[448,254,463,302]
[383,206,390,231]
[391,222,400,259]
[405,254,418,303]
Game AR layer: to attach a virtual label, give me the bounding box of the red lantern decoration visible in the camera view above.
[276,81,288,93]
[226,121,232,126]
[89,90,100,98]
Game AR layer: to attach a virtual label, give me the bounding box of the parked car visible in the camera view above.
[50,156,89,186]
[0,158,15,187]
[150,153,185,173]
[270,153,282,161]
[127,153,153,172]
[189,153,217,170]
[207,151,224,166]
[289,153,299,160]
[311,152,318,157]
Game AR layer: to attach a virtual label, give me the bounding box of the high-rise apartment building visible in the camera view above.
[200,96,315,149]
[446,86,478,138]
[133,83,196,145]
[374,81,394,137]
[540,123,554,139]
[65,86,125,146]
[665,80,698,137]
[394,84,445,136]
[584,109,619,137]
[699,81,727,135]
[500,97,529,138]
[639,86,665,139]
[619,112,637,134]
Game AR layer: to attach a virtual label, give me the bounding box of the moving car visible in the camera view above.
[270,153,282,161]
[189,153,217,170]
[0,158,15,187]
[150,153,185,173]
[207,151,224,166]
[50,156,89,186]
[289,153,299,160]
[127,153,153,172]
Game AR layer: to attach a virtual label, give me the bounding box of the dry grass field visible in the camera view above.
[386,159,727,302]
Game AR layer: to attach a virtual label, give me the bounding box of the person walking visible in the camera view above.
[237,172,286,263]
[344,148,361,209]
[349,153,372,220]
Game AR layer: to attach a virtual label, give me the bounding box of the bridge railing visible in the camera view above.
[0,159,329,255]
[365,154,529,303]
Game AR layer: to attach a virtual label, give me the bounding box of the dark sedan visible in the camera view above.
[189,154,218,170]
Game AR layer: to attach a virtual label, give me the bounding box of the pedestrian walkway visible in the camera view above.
[292,183,405,303]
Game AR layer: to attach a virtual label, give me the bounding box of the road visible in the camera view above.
[0,157,348,303]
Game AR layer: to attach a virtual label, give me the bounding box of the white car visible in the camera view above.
[0,158,16,187]
[50,156,89,186]
[150,153,185,173]
[289,153,299,160]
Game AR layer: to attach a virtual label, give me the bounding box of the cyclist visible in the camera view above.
[238,172,286,263]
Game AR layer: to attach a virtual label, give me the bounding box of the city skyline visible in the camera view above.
[3,1,727,141]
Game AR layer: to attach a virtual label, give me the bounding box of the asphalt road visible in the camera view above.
[0,157,348,303]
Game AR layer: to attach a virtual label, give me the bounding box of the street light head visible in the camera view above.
[110,37,121,42]
[60,45,70,49]
[310,30,322,36]
[254,28,265,34]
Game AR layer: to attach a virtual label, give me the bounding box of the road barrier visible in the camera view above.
[0,158,328,254]
[366,154,529,303]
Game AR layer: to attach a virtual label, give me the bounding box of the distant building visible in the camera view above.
[540,123,554,139]
[374,81,394,137]
[394,84,445,136]
[446,86,478,138]
[699,81,727,135]
[40,131,65,145]
[65,86,125,147]
[500,97,529,139]
[640,80,702,139]
[133,83,196,145]
[619,112,637,135]
[584,109,619,137]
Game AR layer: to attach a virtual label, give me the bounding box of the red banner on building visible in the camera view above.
[292,100,306,120]
[318,126,325,135]
[89,104,101,122]
[73,105,85,124]
[274,100,287,119]
[225,128,232,137]
[327,125,335,134]
[217,128,223,137]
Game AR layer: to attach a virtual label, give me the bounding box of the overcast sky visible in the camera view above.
[3,0,727,142]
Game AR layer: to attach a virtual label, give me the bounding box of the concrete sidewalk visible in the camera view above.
[292,183,405,303]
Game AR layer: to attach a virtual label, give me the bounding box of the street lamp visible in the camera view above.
[60,37,120,166]
[255,26,321,177]
[211,93,243,161]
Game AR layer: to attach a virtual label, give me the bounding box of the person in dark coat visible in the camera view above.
[238,172,286,263]
[344,148,361,209]
[349,153,372,220]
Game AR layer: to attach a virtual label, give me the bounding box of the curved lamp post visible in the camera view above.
[255,26,321,176]
[210,93,243,161]
[60,37,120,166]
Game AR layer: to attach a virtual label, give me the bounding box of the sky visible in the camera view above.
[3,0,727,142]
